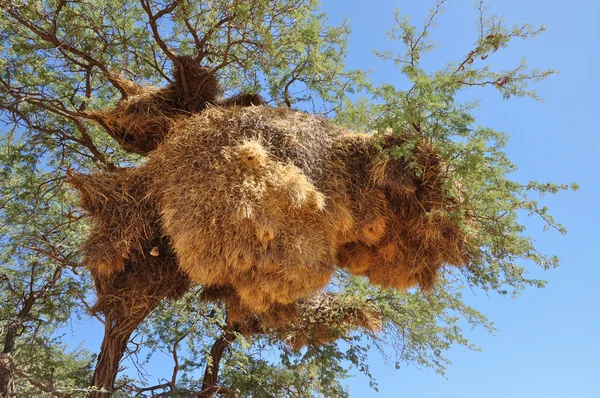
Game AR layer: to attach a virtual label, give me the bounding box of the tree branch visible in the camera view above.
[0,2,129,96]
[139,0,185,95]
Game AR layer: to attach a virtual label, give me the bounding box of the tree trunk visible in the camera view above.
[0,353,15,398]
[1,325,18,397]
[88,301,164,397]
[88,323,132,398]
[0,292,37,397]
[198,329,236,398]
[86,238,189,397]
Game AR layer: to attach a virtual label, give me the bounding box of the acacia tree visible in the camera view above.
[0,0,575,397]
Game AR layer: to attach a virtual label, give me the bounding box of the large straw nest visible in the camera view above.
[73,78,469,325]
[144,107,348,314]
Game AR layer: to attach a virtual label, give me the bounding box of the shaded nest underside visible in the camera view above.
[202,287,381,349]
[90,237,190,324]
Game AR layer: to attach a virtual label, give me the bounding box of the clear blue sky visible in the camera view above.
[316,0,599,396]
[63,1,599,396]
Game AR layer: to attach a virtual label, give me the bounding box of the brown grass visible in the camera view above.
[67,168,190,320]
[139,106,467,314]
[73,101,468,326]
[89,57,221,155]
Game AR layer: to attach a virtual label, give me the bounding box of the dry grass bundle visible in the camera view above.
[278,292,382,350]
[91,86,179,155]
[140,106,468,316]
[202,287,380,349]
[66,168,157,276]
[67,169,190,320]
[144,107,351,314]
[90,57,221,155]
[335,135,468,290]
[74,102,468,325]
[172,56,220,112]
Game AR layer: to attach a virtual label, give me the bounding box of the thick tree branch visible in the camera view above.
[194,14,236,61]
[139,0,181,64]
[139,0,185,95]
[199,327,237,397]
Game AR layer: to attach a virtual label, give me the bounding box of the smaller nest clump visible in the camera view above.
[90,57,221,155]
[216,92,266,108]
[335,134,468,290]
[91,85,178,155]
[67,168,190,321]
[202,287,381,350]
[66,168,157,276]
[172,56,220,112]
